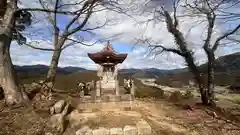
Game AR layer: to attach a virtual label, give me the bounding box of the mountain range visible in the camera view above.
[14,52,240,86]
[15,52,240,78]
[14,65,186,78]
[14,52,240,90]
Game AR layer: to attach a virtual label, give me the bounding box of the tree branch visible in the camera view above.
[65,8,93,37]
[61,38,100,50]
[173,0,180,28]
[23,42,58,51]
[150,45,184,56]
[19,8,79,15]
[64,1,95,33]
[203,11,216,49]
[139,39,184,56]
[57,0,85,9]
[212,24,240,51]
[226,37,240,43]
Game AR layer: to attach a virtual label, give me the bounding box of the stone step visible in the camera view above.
[67,111,152,135]
[76,101,135,112]
[79,94,134,103]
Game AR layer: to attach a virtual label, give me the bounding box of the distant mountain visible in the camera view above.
[14,64,89,75]
[199,52,240,74]
[14,52,240,81]
[14,64,186,78]
[14,52,240,90]
[119,68,186,78]
[156,52,240,88]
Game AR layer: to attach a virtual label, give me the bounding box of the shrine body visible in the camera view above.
[88,41,128,96]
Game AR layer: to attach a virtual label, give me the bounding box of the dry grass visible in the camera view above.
[216,94,240,105]
[133,100,240,135]
[134,78,165,98]
[70,111,141,129]
[0,100,54,135]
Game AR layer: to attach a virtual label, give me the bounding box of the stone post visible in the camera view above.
[96,81,101,97]
[130,80,135,101]
[115,80,119,96]
[80,90,84,97]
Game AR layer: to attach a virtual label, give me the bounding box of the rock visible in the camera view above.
[50,114,67,133]
[45,132,54,135]
[110,128,123,135]
[53,100,66,114]
[123,125,137,135]
[50,107,55,115]
[76,126,92,135]
[136,120,151,135]
[92,127,109,135]
[62,103,71,116]
[212,111,217,118]
[31,82,41,88]
[205,110,218,118]
[123,107,132,111]
[182,104,193,111]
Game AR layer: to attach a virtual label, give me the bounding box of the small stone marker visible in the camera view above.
[123,125,137,135]
[45,132,53,135]
[53,100,66,114]
[136,120,151,135]
[50,106,55,115]
[92,127,109,135]
[110,128,123,135]
[50,114,65,133]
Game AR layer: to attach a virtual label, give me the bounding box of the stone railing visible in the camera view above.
[124,79,135,95]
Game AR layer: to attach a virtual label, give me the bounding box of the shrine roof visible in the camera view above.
[87,41,128,64]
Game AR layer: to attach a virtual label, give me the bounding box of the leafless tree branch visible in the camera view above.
[23,41,56,51]
[212,24,240,51]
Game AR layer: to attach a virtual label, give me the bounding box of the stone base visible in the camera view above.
[79,94,133,103]
[67,111,152,135]
[102,88,116,95]
[76,101,134,112]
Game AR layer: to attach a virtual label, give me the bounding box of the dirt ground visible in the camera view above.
[133,99,240,135]
[0,91,240,135]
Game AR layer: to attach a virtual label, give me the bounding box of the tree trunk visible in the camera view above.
[0,0,29,105]
[183,51,209,105]
[0,32,28,105]
[44,37,65,90]
[45,47,62,89]
[205,49,215,105]
[171,28,209,105]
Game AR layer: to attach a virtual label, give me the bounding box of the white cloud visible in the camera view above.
[12,0,240,70]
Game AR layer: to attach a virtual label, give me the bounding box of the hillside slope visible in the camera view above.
[156,52,240,87]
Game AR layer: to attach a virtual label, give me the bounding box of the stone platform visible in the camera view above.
[66,110,152,135]
[80,94,134,103]
[76,101,134,113]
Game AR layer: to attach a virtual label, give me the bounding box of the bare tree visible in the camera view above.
[140,0,240,105]
[20,0,123,97]
[0,0,95,104]
[186,0,240,104]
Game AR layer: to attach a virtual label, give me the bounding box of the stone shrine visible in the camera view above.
[88,41,128,97]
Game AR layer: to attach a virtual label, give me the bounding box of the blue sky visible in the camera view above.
[12,0,240,70]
